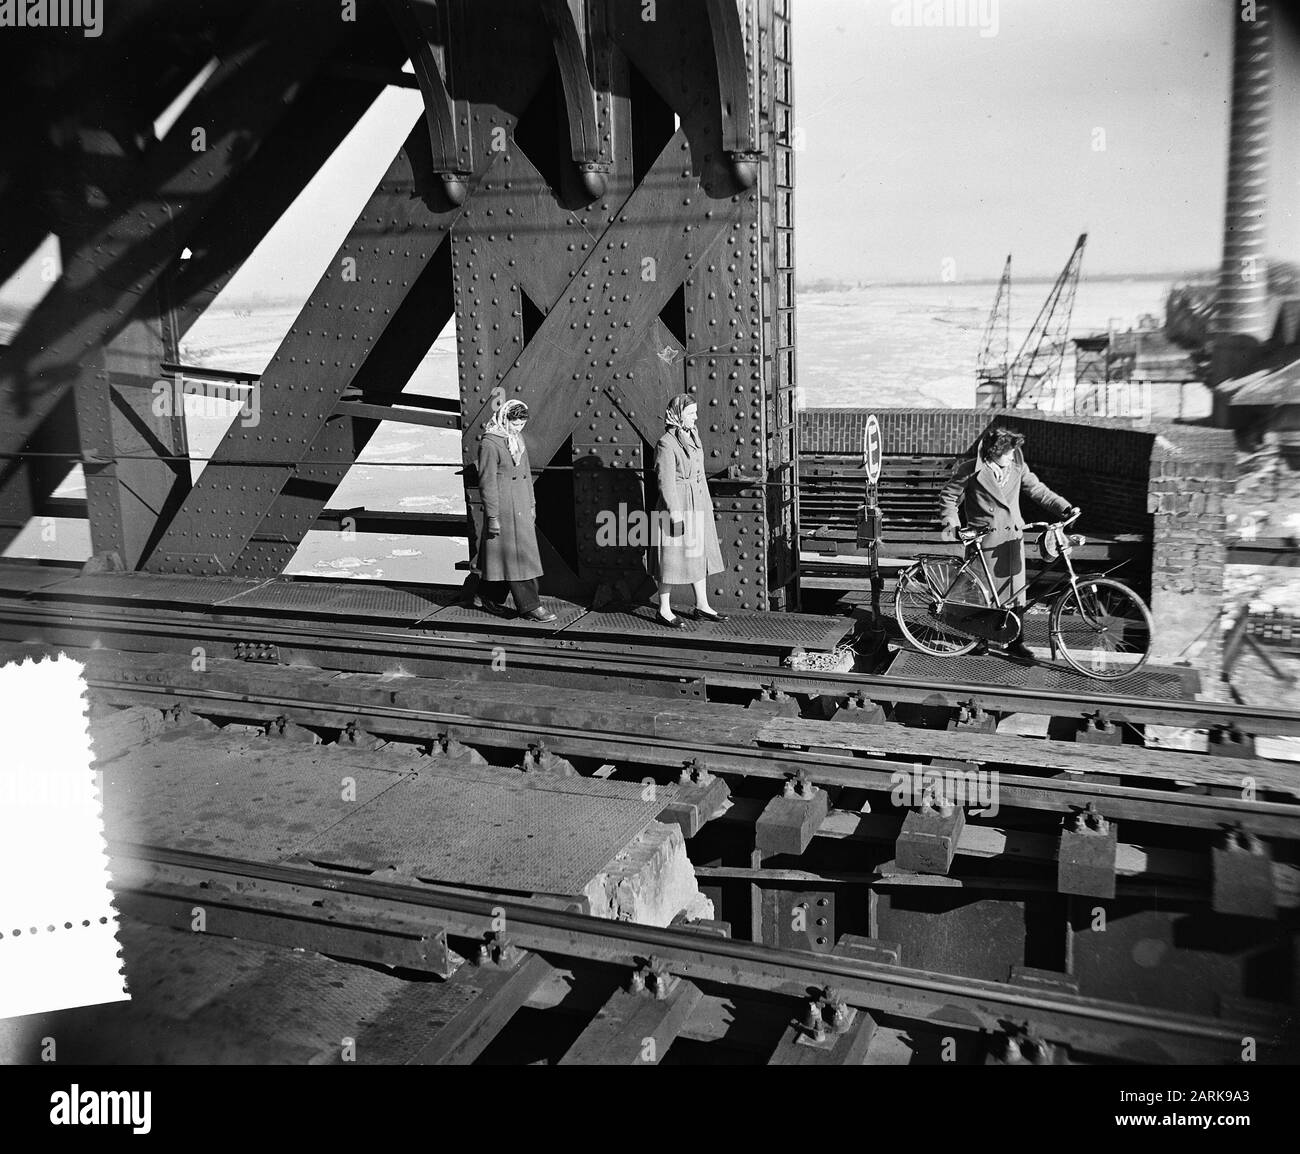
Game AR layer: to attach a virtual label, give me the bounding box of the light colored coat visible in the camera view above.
[475,433,543,582]
[654,430,724,585]
[938,447,1071,605]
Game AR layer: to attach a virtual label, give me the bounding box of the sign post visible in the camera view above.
[857,415,884,622]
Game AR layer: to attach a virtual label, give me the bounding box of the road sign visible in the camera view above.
[863,414,882,484]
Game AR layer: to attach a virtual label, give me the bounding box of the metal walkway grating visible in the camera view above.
[561,604,853,652]
[887,650,1200,699]
[0,563,83,596]
[421,596,584,633]
[100,738,409,861]
[215,579,454,621]
[883,608,1057,648]
[30,572,270,608]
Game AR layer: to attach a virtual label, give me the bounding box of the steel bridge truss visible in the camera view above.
[0,0,800,611]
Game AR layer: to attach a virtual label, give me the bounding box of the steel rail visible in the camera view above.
[87,678,1300,836]
[5,596,1300,734]
[109,841,1294,1063]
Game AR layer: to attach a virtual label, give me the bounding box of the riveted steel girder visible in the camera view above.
[143,132,467,575]
[146,1,559,576]
[0,1,343,451]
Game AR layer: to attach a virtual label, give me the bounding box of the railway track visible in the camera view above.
[105,842,1293,1065]
[4,597,1299,736]
[64,642,1298,1055]
[8,597,1300,1065]
[85,672,1300,838]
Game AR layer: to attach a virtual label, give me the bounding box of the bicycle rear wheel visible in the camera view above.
[894,559,989,657]
[1051,577,1153,680]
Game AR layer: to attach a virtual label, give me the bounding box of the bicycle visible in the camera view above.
[893,510,1154,680]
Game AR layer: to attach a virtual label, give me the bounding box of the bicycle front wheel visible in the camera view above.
[894,559,989,657]
[1051,577,1153,680]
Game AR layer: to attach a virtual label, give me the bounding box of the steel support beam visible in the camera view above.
[0,1,343,454]
[143,138,463,575]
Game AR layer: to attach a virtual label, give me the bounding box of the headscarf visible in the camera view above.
[484,399,528,464]
[664,392,700,451]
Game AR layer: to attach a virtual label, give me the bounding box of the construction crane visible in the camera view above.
[1008,233,1088,408]
[975,254,1012,407]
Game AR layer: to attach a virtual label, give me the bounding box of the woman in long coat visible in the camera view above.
[474,400,556,622]
[653,393,725,627]
[938,425,1076,658]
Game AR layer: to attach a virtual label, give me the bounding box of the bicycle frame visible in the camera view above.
[956,512,1089,614]
[902,511,1153,676]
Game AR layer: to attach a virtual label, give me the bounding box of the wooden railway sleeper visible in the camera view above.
[1058,801,1119,900]
[1211,824,1277,919]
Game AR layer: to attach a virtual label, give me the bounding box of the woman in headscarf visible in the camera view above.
[473,400,556,622]
[938,425,1078,661]
[653,393,725,627]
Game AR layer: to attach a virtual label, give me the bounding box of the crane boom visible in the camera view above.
[1009,233,1088,408]
[976,254,1012,392]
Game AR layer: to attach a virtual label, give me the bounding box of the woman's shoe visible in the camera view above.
[693,607,728,623]
[656,610,686,629]
[523,606,558,622]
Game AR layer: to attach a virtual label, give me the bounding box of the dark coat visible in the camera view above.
[654,430,724,585]
[938,447,1071,605]
[475,433,543,582]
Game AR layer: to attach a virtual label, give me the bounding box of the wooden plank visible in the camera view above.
[559,978,702,1065]
[756,717,1300,799]
[408,952,553,1065]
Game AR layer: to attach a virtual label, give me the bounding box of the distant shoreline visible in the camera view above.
[0,270,1251,318]
[796,271,1207,292]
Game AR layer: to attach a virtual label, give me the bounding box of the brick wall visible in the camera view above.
[799,408,1153,534]
[801,408,992,455]
[799,408,1145,456]
[1146,425,1237,679]
[998,413,1152,537]
[800,408,1236,682]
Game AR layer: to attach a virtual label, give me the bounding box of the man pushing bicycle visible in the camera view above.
[938,425,1080,663]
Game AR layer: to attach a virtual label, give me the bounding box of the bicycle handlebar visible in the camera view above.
[959,508,1081,542]
[1024,508,1082,532]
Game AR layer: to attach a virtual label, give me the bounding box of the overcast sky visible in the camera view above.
[795,0,1300,281]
